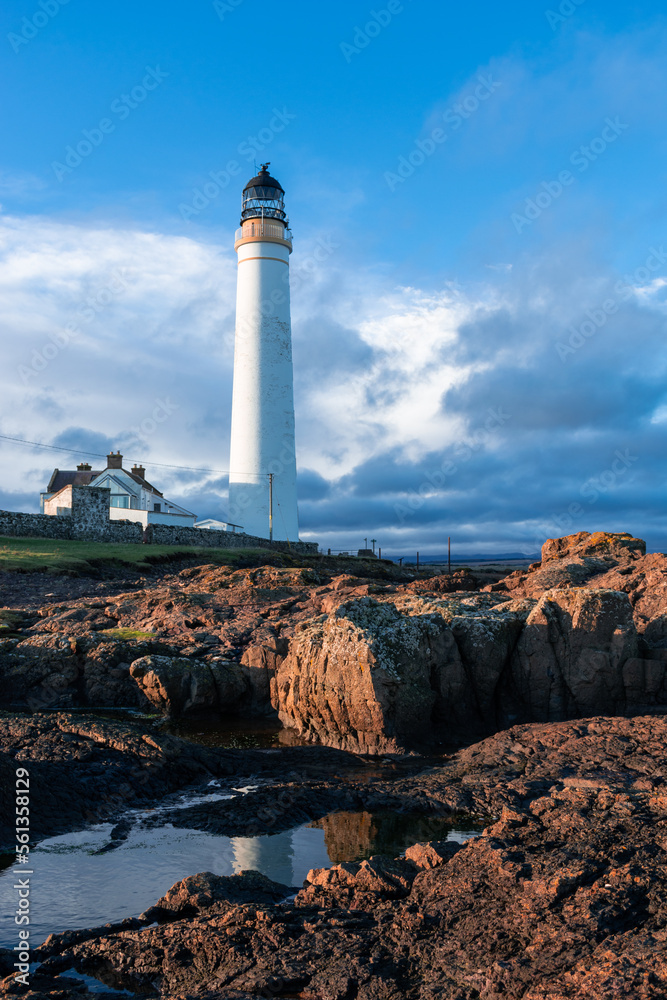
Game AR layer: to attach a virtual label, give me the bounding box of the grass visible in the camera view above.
[0,535,422,582]
[0,536,291,575]
[99,628,158,641]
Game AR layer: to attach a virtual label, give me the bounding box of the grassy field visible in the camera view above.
[0,536,430,582]
[0,536,295,575]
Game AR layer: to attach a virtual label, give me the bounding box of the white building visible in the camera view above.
[228,164,300,542]
[194,518,242,532]
[41,451,197,527]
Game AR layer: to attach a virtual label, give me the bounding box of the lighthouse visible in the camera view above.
[228,164,299,541]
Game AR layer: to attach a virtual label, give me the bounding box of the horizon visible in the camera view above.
[1,0,666,554]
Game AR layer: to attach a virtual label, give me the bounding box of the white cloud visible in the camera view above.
[0,214,238,508]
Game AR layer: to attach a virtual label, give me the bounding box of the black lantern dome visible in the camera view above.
[241,163,287,224]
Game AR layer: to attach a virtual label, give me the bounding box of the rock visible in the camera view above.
[622,655,667,713]
[425,594,535,732]
[145,870,294,921]
[490,531,648,600]
[129,655,247,718]
[5,535,667,758]
[274,596,446,752]
[0,633,180,712]
[295,854,417,909]
[0,633,81,710]
[0,712,222,849]
[404,840,463,868]
[240,633,289,713]
[406,569,480,593]
[32,716,667,1000]
[506,587,638,722]
[541,530,646,563]
[274,586,660,752]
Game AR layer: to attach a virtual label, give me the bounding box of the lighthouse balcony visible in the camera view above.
[235,221,293,251]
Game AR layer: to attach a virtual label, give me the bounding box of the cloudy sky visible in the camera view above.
[1,0,666,556]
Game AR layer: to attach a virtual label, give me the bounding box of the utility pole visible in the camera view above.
[371,538,377,554]
[268,473,274,541]
[416,551,420,571]
[448,536,451,575]
[364,537,368,549]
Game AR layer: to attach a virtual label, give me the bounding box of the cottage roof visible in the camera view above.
[46,469,101,493]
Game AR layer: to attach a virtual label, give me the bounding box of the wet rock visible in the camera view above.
[0,711,375,851]
[0,712,226,849]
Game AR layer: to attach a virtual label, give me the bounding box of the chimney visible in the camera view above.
[107,451,123,469]
[77,462,91,471]
[131,464,146,480]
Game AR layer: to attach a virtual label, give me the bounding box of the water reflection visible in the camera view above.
[0,810,480,949]
[231,829,295,887]
[311,810,481,863]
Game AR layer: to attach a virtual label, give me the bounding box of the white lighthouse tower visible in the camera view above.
[228,164,299,541]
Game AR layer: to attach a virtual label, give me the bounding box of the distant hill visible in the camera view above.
[399,552,540,565]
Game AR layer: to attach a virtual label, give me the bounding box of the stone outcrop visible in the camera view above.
[541,529,646,562]
[129,654,247,718]
[273,596,447,752]
[273,587,661,751]
[0,632,172,711]
[504,587,638,722]
[4,532,667,754]
[490,530,648,598]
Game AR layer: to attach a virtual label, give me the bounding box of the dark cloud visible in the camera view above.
[294,245,667,555]
[297,468,331,501]
[293,316,374,381]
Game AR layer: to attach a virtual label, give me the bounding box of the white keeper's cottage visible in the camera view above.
[41,451,197,528]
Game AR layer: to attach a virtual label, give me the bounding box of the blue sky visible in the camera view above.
[1,0,667,554]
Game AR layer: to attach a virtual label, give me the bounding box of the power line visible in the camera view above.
[0,433,267,479]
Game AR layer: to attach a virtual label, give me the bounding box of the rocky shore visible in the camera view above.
[2,532,667,754]
[1,531,666,997]
[1,713,664,998]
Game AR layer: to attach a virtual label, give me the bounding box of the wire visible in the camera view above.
[0,433,267,479]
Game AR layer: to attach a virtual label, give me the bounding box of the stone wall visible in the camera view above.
[0,486,318,554]
[0,509,73,540]
[69,486,121,540]
[147,523,318,555]
[0,487,143,544]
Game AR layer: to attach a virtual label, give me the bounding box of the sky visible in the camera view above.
[1,0,666,556]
